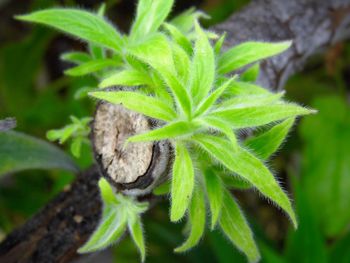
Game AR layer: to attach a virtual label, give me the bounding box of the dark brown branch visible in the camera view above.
[213,0,350,90]
[0,166,101,263]
[1,0,349,262]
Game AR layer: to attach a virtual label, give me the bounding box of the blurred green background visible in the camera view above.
[0,0,350,262]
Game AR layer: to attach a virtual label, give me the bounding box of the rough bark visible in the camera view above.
[1,0,350,262]
[92,102,170,196]
[213,0,350,90]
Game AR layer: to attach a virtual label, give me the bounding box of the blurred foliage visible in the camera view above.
[0,131,78,175]
[300,96,350,238]
[0,0,350,262]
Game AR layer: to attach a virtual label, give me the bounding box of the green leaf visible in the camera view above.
[61,51,91,65]
[225,81,271,96]
[78,207,127,253]
[130,0,174,41]
[128,34,191,116]
[128,215,146,262]
[208,103,314,129]
[70,137,83,158]
[128,121,199,143]
[47,125,77,144]
[74,86,95,100]
[219,190,260,263]
[90,91,176,122]
[171,144,195,222]
[88,4,107,60]
[172,43,191,84]
[17,9,124,51]
[0,131,78,176]
[217,92,284,110]
[79,178,148,257]
[99,178,118,205]
[199,117,238,148]
[218,41,292,74]
[175,186,206,252]
[245,118,295,160]
[46,116,91,145]
[204,169,224,229]
[193,134,297,228]
[190,22,215,105]
[214,33,226,55]
[170,7,208,33]
[221,173,252,190]
[194,78,234,117]
[99,69,150,88]
[240,63,260,82]
[65,59,119,76]
[163,23,193,54]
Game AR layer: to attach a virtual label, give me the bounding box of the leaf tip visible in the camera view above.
[14,14,29,21]
[279,40,293,50]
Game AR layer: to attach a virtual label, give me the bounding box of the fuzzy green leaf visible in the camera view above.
[245,118,295,160]
[226,81,271,96]
[87,4,107,60]
[221,174,252,190]
[217,92,284,110]
[78,207,127,253]
[171,144,195,222]
[17,9,123,51]
[61,51,91,65]
[65,59,119,76]
[175,186,206,252]
[193,134,297,228]
[128,215,146,262]
[170,7,208,33]
[172,43,191,84]
[90,91,176,122]
[208,103,314,129]
[199,117,237,147]
[128,34,192,116]
[214,33,226,55]
[99,69,150,88]
[204,169,224,229]
[190,22,215,105]
[219,190,260,263]
[218,41,292,74]
[99,177,118,205]
[194,78,234,117]
[163,23,192,54]
[128,121,199,143]
[240,63,260,82]
[130,0,174,41]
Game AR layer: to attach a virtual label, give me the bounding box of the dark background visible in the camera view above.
[1,0,350,262]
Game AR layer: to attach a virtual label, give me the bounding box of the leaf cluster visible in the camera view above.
[91,23,313,262]
[17,0,315,262]
[79,178,148,262]
[46,116,92,158]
